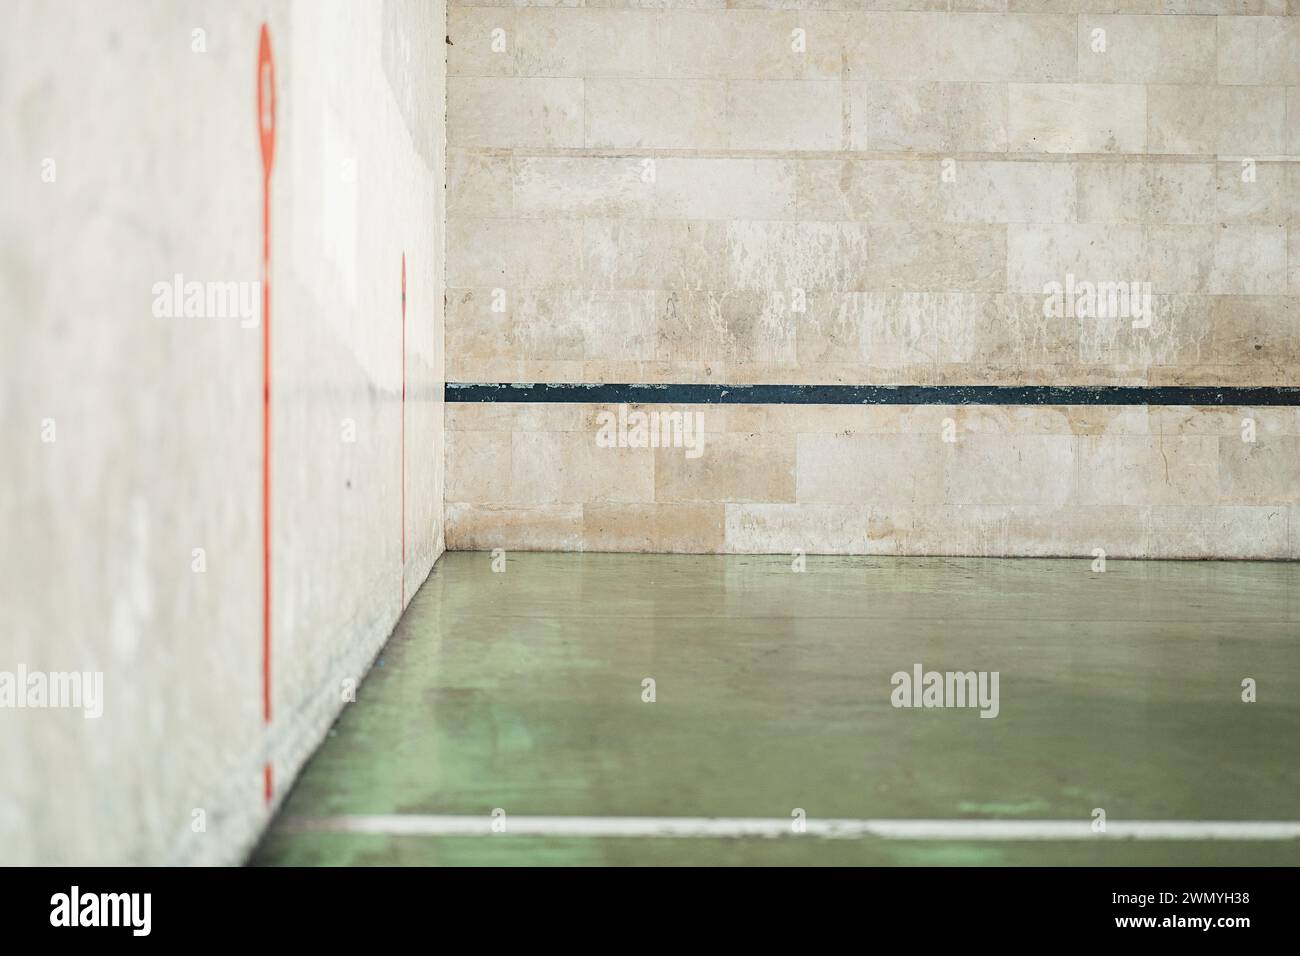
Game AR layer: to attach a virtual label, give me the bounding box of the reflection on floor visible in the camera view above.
[253,552,1300,865]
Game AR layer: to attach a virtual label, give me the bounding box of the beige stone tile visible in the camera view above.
[510,289,588,361]
[1041,506,1152,557]
[1291,226,1300,294]
[944,435,1077,506]
[1292,166,1300,227]
[513,156,654,219]
[794,291,869,366]
[1206,225,1290,294]
[447,358,587,383]
[655,290,731,364]
[447,77,584,147]
[844,12,1075,83]
[448,7,517,77]
[941,161,1076,223]
[496,429,650,509]
[1217,435,1300,503]
[447,218,584,289]
[1214,160,1294,225]
[579,504,655,548]
[583,502,726,552]
[721,292,800,367]
[509,430,656,505]
[902,0,1272,9]
[850,81,1008,152]
[1006,223,1144,293]
[790,11,851,79]
[1146,85,1287,156]
[865,224,1007,292]
[954,404,1075,434]
[580,0,718,8]
[1008,83,1146,153]
[724,503,903,555]
[796,432,946,505]
[510,431,578,506]
[796,159,939,222]
[657,431,796,503]
[446,287,514,361]
[1216,16,1300,86]
[1139,229,1288,303]
[584,219,727,291]
[655,158,797,221]
[1146,364,1296,388]
[447,149,514,218]
[1007,0,1160,9]
[1075,435,1219,506]
[957,505,1151,557]
[1288,87,1300,155]
[797,159,1073,224]
[446,402,586,434]
[446,430,512,503]
[1077,15,1217,85]
[971,293,1080,370]
[582,290,659,362]
[1075,160,1215,224]
[444,503,584,552]
[757,405,883,436]
[719,404,772,433]
[1140,224,1215,293]
[1216,86,1290,156]
[592,402,717,431]
[796,294,1072,376]
[513,10,663,77]
[581,440,658,503]
[1077,293,1213,369]
[726,80,843,151]
[1148,406,1298,439]
[585,78,728,148]
[1144,86,1212,155]
[661,10,806,80]
[726,221,872,293]
[1066,407,1151,439]
[1146,505,1289,558]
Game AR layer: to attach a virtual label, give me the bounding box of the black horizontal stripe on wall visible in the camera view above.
[446,383,1300,406]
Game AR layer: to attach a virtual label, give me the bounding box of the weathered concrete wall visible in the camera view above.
[1,0,446,864]
[444,5,1299,556]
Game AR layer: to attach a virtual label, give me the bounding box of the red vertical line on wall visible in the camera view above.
[257,24,276,804]
[401,254,407,609]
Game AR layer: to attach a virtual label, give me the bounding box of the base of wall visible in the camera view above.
[446,402,1300,559]
[165,551,441,867]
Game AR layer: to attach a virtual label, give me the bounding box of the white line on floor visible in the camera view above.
[282,815,1300,841]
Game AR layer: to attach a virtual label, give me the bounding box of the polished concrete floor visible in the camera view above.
[253,552,1300,865]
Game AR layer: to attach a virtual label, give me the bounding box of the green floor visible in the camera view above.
[253,552,1300,866]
